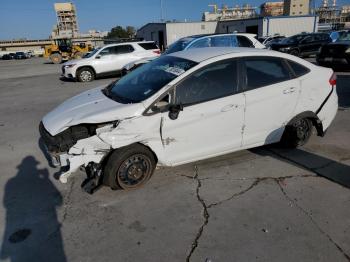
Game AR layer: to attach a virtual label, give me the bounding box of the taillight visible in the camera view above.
[153,50,161,54]
[329,72,336,86]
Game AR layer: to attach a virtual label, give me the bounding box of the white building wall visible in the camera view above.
[216,16,318,37]
[263,16,318,37]
[166,22,217,46]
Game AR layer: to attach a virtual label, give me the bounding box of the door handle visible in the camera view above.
[221,104,239,112]
[283,87,296,94]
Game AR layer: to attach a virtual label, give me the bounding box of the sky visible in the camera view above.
[0,0,348,40]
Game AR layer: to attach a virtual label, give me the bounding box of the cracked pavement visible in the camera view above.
[0,58,349,262]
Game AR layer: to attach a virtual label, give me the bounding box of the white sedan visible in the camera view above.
[40,48,338,193]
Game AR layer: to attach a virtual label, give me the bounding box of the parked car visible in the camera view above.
[269,33,332,57]
[317,30,350,70]
[25,51,34,58]
[258,35,285,45]
[2,54,13,60]
[40,47,338,193]
[61,41,160,82]
[122,33,265,75]
[15,52,27,59]
[164,33,265,55]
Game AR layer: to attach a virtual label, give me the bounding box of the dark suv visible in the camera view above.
[269,33,331,57]
[317,30,350,70]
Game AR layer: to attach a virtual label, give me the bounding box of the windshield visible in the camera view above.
[163,38,193,55]
[337,32,350,42]
[83,48,100,58]
[105,56,198,103]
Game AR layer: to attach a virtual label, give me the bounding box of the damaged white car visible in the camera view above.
[40,47,338,193]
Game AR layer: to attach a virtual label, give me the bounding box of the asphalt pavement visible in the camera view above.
[0,57,349,262]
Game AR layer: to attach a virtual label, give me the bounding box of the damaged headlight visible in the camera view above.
[40,120,119,153]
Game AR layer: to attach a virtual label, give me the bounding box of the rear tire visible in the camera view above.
[50,53,62,64]
[280,118,312,148]
[103,144,156,190]
[77,67,95,82]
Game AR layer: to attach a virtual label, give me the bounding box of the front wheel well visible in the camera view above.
[76,66,96,76]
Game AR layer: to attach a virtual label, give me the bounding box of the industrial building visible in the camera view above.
[202,4,257,21]
[137,21,218,50]
[52,2,79,38]
[283,0,310,16]
[316,0,350,30]
[260,2,284,16]
[137,15,319,48]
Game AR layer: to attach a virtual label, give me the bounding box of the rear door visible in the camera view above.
[241,56,300,147]
[111,45,137,70]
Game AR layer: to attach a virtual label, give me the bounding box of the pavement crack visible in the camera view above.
[276,179,350,262]
[186,166,209,262]
[208,178,260,208]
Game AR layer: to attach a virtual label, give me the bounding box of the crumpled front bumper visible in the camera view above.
[40,123,111,184]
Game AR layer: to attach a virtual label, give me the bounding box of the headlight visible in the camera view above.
[346,47,350,53]
[64,64,76,68]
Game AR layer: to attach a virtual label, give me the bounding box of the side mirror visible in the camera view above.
[151,101,169,113]
[95,55,101,59]
[168,104,183,120]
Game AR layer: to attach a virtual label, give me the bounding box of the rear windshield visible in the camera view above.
[138,42,159,50]
[163,39,193,55]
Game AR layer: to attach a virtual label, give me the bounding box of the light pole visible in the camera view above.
[160,0,164,22]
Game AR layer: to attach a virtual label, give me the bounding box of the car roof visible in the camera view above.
[169,47,271,63]
[104,41,155,47]
[179,33,256,42]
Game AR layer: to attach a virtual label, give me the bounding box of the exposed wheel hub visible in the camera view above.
[117,154,151,188]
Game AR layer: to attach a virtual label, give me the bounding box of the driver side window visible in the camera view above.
[99,47,114,56]
[175,59,238,105]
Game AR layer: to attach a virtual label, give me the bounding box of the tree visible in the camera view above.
[126,26,136,38]
[106,25,136,39]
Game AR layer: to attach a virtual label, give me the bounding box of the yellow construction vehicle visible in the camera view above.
[44,38,93,64]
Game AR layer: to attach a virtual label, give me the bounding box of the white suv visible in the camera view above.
[61,41,160,82]
[40,48,337,193]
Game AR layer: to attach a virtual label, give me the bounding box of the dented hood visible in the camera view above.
[42,86,145,136]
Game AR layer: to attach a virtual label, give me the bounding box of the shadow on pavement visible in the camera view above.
[253,146,350,189]
[0,156,66,262]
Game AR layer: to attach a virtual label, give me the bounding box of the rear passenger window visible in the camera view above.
[243,57,291,90]
[115,45,134,54]
[138,42,158,50]
[210,36,239,47]
[237,36,254,47]
[287,60,310,77]
[176,59,238,105]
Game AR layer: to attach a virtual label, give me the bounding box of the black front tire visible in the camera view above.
[77,67,95,82]
[280,118,313,148]
[103,144,156,190]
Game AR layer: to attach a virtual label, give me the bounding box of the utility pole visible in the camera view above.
[160,0,164,21]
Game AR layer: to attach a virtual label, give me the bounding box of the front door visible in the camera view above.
[160,59,245,165]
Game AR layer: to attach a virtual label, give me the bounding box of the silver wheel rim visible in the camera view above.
[80,71,92,82]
